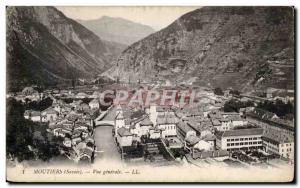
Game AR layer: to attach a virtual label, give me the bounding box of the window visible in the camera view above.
[227,143,230,146]
[249,142,253,145]
[227,139,230,142]
[244,142,248,145]
[231,143,234,146]
[253,142,257,144]
[235,138,239,141]
[231,139,234,141]
[245,138,248,141]
[249,138,253,140]
[253,137,257,140]
[235,143,239,146]
[240,138,244,141]
[240,143,244,146]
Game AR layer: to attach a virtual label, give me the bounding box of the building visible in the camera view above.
[117,127,133,147]
[156,114,178,138]
[177,121,196,139]
[89,98,100,109]
[215,127,263,151]
[138,117,154,136]
[194,140,213,151]
[246,107,294,137]
[149,128,161,139]
[24,110,41,122]
[185,118,213,137]
[42,107,58,122]
[262,130,294,160]
[201,133,216,150]
[210,112,247,131]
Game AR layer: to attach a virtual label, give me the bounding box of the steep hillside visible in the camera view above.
[108,7,294,91]
[6,6,122,91]
[78,16,155,45]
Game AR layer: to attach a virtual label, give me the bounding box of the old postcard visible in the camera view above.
[6,6,295,183]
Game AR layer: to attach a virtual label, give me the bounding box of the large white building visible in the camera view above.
[156,114,178,138]
[216,128,263,151]
[262,130,294,160]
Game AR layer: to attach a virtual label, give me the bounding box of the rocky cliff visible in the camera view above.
[107,7,294,91]
[7,6,122,91]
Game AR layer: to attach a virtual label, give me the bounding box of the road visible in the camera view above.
[94,125,121,162]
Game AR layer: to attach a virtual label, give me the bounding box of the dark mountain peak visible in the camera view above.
[6,6,122,91]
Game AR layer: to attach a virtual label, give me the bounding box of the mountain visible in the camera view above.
[106,7,294,92]
[77,16,155,45]
[6,6,122,91]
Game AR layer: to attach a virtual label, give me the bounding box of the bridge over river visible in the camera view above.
[94,106,116,126]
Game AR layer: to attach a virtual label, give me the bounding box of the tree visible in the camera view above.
[7,98,35,161]
[257,99,294,118]
[229,89,240,96]
[7,98,60,162]
[224,99,254,112]
[214,87,224,96]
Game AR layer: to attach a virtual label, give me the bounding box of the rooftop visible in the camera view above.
[216,128,264,138]
[117,127,132,137]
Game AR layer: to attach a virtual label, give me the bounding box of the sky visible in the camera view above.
[56,6,200,30]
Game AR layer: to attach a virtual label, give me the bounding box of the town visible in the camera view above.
[6,81,294,168]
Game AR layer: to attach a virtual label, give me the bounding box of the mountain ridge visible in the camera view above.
[77,16,155,45]
[106,6,294,92]
[7,6,122,91]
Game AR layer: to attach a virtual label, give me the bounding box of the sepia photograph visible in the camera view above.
[5,4,295,183]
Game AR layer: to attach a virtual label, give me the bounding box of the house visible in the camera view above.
[24,110,41,122]
[117,127,133,147]
[215,127,263,151]
[262,130,294,160]
[210,112,247,131]
[202,133,216,150]
[63,138,72,147]
[89,98,100,109]
[177,121,196,139]
[129,116,152,140]
[185,135,201,149]
[77,103,90,112]
[139,117,154,136]
[186,118,213,137]
[149,128,161,139]
[72,137,82,146]
[156,114,178,138]
[194,140,213,151]
[42,107,58,122]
